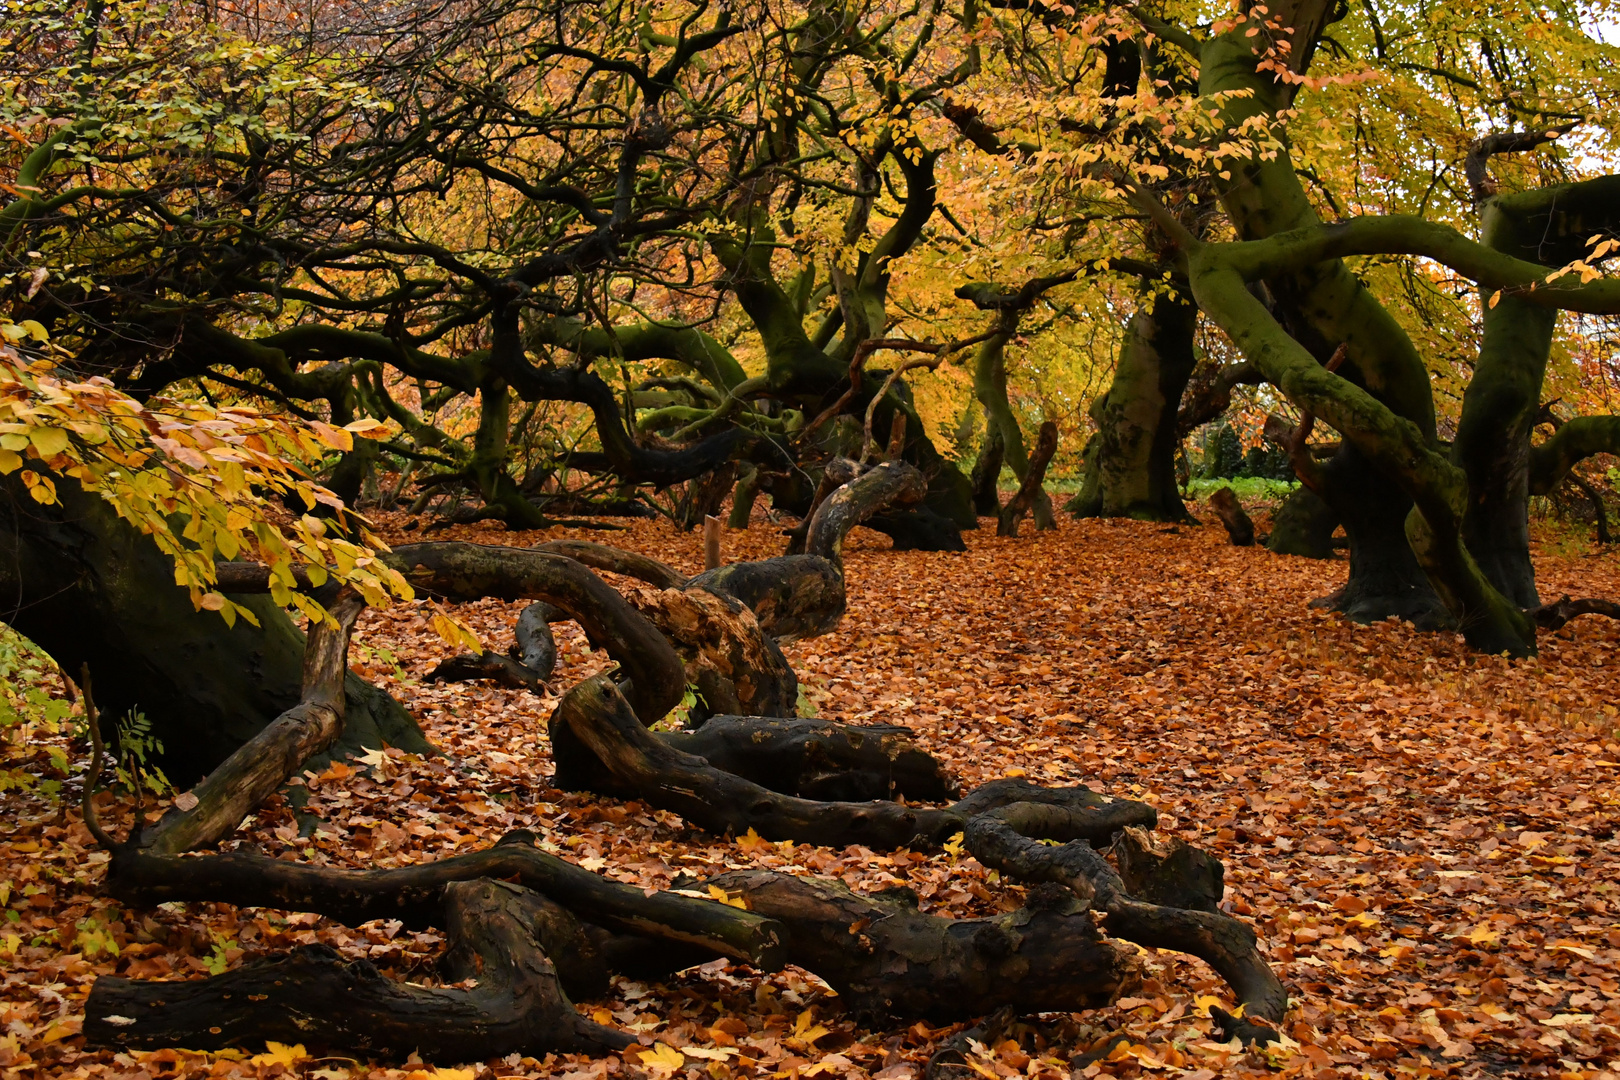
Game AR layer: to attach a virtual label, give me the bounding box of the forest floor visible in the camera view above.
[4,505,1620,1080]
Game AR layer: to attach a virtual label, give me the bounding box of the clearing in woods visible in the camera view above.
[3,509,1619,1080]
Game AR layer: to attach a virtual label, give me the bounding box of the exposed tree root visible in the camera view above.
[511,600,560,676]
[87,879,630,1059]
[98,539,1288,1064]
[385,542,688,723]
[528,539,688,589]
[551,675,1156,848]
[427,650,547,691]
[666,715,960,802]
[687,555,847,641]
[624,584,798,717]
[964,813,1287,1032]
[702,871,1131,1021]
[806,459,927,567]
[138,591,364,855]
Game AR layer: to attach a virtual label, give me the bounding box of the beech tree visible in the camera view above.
[931,0,1620,654]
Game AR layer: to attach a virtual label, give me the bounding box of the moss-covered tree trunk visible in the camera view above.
[1070,293,1198,522]
[1197,18,1456,631]
[1454,177,1620,607]
[0,478,427,788]
[1267,487,1338,559]
[971,324,1055,529]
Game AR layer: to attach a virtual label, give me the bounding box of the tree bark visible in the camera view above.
[511,601,560,676]
[666,716,960,802]
[549,675,1156,848]
[728,464,762,528]
[105,831,786,965]
[703,869,1130,1022]
[140,592,365,855]
[529,539,688,589]
[1529,595,1620,631]
[969,427,1005,516]
[624,584,799,718]
[385,541,688,725]
[686,556,847,641]
[1072,294,1199,523]
[428,650,547,692]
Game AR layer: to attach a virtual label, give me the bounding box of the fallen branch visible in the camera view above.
[1529,595,1620,631]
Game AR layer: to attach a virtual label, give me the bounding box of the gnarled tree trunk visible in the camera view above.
[1072,293,1199,523]
[0,476,426,788]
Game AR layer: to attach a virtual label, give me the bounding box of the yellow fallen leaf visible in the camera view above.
[706,884,749,909]
[249,1042,309,1067]
[639,1042,687,1072]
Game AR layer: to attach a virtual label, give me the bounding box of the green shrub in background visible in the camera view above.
[1184,477,1301,506]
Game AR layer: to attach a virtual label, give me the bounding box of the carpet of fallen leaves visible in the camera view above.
[4,503,1620,1080]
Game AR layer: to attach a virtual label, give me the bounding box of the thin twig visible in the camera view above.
[79,664,117,850]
